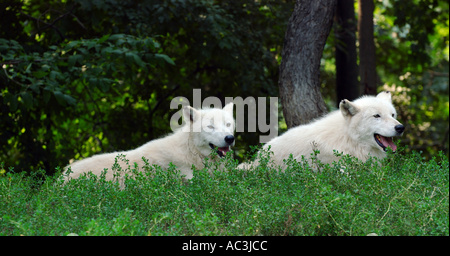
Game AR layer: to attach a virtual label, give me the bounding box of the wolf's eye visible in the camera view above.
[392,114,395,117]
[226,123,231,127]
[207,125,214,130]
[373,114,381,118]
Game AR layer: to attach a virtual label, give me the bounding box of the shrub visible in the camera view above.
[0,148,448,236]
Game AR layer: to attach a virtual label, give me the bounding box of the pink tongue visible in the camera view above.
[218,147,230,153]
[379,136,397,151]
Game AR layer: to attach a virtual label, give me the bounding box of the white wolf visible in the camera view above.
[64,103,235,181]
[244,91,405,169]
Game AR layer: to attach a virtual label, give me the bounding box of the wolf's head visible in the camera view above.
[182,102,235,157]
[340,91,405,154]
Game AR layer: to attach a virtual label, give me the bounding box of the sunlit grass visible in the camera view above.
[0,148,448,236]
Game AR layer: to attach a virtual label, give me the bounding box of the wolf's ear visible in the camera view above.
[376,91,392,102]
[183,106,199,123]
[223,102,234,115]
[340,99,359,117]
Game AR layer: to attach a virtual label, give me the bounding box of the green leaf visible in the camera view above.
[97,79,110,92]
[43,89,51,104]
[49,70,62,80]
[64,94,77,106]
[20,92,33,109]
[97,34,110,44]
[68,55,82,67]
[85,41,97,50]
[155,54,175,65]
[29,83,41,94]
[65,40,79,49]
[109,34,126,44]
[133,54,145,68]
[32,70,48,79]
[53,91,76,106]
[24,63,32,74]
[101,46,114,55]
[53,91,66,106]
[89,77,99,88]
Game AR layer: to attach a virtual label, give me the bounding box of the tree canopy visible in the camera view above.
[0,0,448,175]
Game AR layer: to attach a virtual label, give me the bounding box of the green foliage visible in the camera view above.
[0,149,448,236]
[0,0,448,175]
[0,0,293,174]
[382,0,449,67]
[321,0,449,158]
[0,33,174,173]
[373,0,449,156]
[1,34,170,110]
[0,0,446,238]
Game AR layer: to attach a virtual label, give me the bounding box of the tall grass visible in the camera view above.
[0,148,448,236]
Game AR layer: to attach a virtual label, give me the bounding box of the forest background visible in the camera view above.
[0,0,448,175]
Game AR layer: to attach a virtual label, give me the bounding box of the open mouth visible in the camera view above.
[374,134,397,152]
[209,143,230,157]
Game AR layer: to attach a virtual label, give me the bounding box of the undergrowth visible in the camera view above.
[0,148,448,236]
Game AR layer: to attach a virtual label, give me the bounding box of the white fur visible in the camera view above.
[246,91,404,168]
[64,103,235,181]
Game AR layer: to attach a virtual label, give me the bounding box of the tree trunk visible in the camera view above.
[335,0,359,104]
[278,0,337,128]
[358,0,377,95]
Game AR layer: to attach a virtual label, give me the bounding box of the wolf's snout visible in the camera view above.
[225,135,235,144]
[395,124,405,134]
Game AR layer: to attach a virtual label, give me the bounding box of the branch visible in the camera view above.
[19,10,66,41]
[1,59,50,66]
[70,13,87,30]
[428,71,449,77]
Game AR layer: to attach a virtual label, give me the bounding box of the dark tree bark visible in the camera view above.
[278,0,337,128]
[335,0,359,104]
[358,0,377,95]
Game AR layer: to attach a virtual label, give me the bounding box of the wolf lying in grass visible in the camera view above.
[241,91,405,169]
[64,103,235,181]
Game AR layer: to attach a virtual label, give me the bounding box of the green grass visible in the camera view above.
[0,149,448,236]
